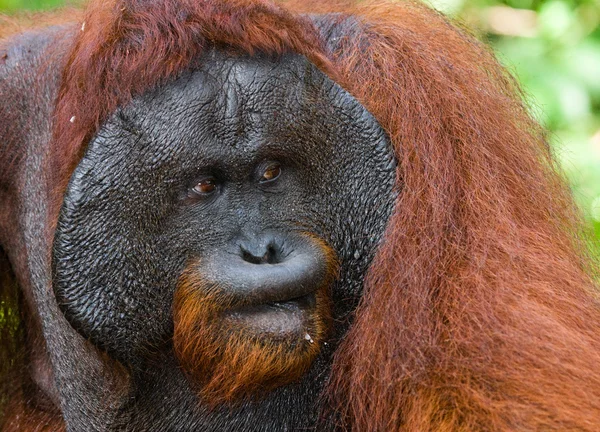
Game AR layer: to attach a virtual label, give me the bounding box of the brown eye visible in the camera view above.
[192,178,216,195]
[260,163,281,183]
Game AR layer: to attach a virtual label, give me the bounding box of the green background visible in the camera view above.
[0,0,64,10]
[1,0,600,245]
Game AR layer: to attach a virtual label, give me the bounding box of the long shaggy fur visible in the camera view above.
[4,0,600,430]
[312,3,600,431]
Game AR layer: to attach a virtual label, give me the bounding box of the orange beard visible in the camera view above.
[172,243,336,406]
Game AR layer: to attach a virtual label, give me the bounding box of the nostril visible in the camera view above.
[266,244,279,264]
[241,248,267,265]
[240,241,281,265]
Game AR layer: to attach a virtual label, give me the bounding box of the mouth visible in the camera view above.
[223,293,318,339]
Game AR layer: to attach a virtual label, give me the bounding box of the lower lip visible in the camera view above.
[223,294,316,339]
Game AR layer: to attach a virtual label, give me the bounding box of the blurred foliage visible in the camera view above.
[0,0,65,11]
[427,0,600,247]
[1,0,599,245]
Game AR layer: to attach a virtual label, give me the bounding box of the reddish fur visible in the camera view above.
[2,0,600,430]
[312,3,600,430]
[2,397,64,432]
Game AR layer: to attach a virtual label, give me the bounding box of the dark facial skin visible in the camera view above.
[52,50,396,430]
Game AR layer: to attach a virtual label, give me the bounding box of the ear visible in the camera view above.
[0,26,131,430]
[308,13,365,55]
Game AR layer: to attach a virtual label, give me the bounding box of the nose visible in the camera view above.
[239,235,283,265]
[200,233,332,306]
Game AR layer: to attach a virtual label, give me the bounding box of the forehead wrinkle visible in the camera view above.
[122,55,337,167]
[205,60,283,153]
